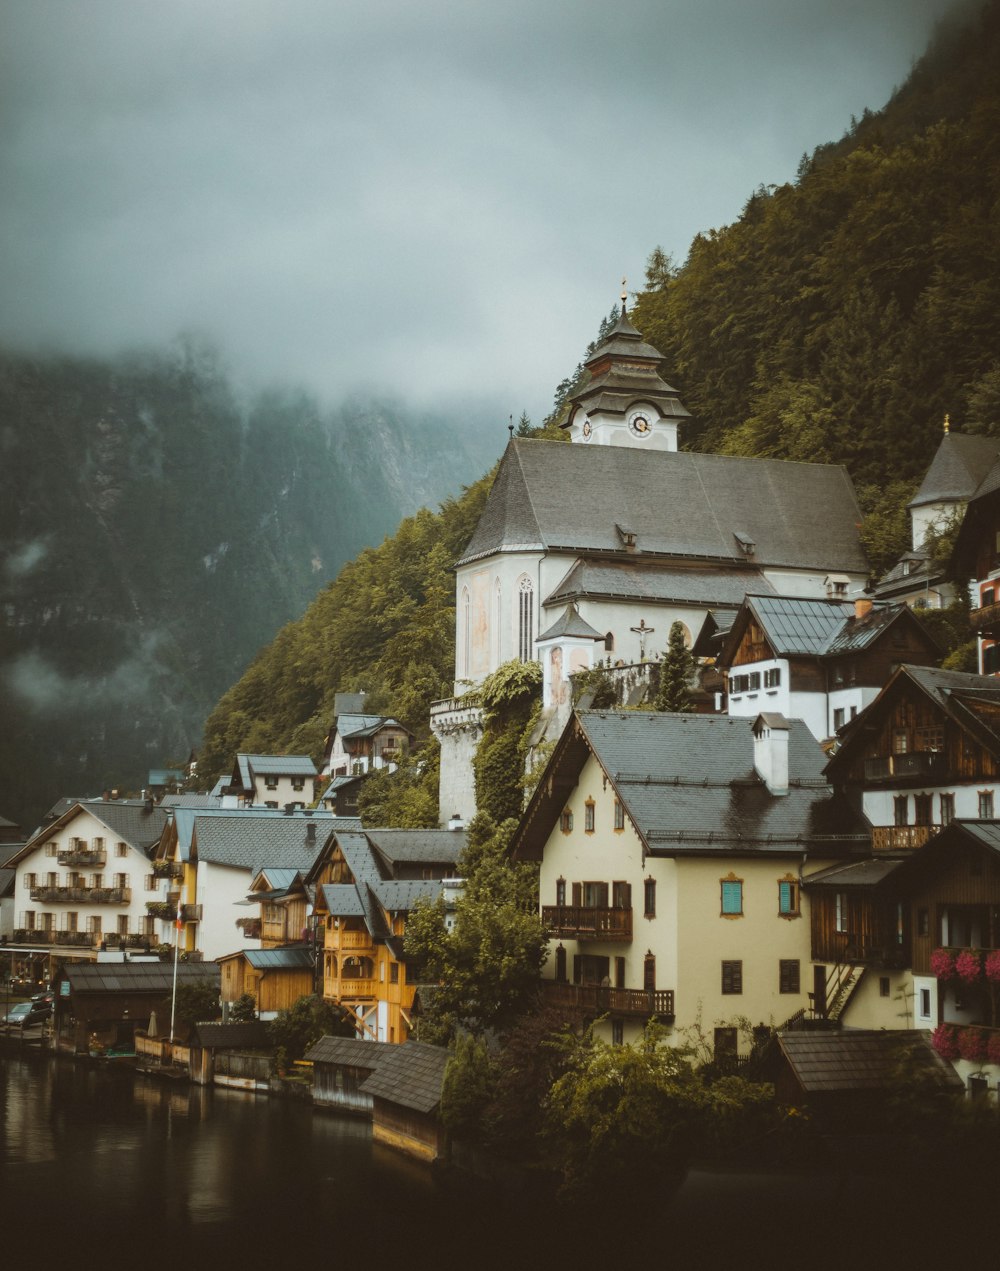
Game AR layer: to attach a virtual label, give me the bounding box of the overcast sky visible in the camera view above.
[0,0,968,425]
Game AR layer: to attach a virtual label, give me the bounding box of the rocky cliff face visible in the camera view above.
[0,338,493,829]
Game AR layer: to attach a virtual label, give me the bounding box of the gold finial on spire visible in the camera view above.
[944,413,950,434]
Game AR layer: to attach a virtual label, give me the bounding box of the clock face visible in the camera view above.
[581,419,592,440]
[627,411,652,437]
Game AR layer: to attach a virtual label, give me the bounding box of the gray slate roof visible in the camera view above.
[242,946,313,970]
[358,1040,450,1113]
[19,799,167,862]
[191,1021,270,1049]
[545,560,776,610]
[537,604,605,643]
[234,753,318,789]
[65,961,220,994]
[306,1035,393,1067]
[175,809,359,873]
[909,431,1000,509]
[776,1030,962,1093]
[365,829,464,869]
[572,711,867,853]
[803,858,904,889]
[320,883,368,917]
[457,439,867,573]
[724,594,909,661]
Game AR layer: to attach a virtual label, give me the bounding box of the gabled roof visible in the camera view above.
[364,829,464,870]
[719,594,921,666]
[13,799,167,866]
[544,560,776,610]
[775,1031,962,1093]
[230,753,318,790]
[827,666,1000,779]
[174,809,359,873]
[456,439,868,574]
[64,961,219,995]
[909,431,1000,510]
[358,1040,450,1113]
[512,710,868,860]
[336,713,390,739]
[305,1034,393,1067]
[240,946,313,971]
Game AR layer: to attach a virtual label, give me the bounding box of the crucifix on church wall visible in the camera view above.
[630,618,655,661]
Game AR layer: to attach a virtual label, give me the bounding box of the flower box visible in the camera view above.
[958,1027,989,1063]
[955,949,983,984]
[985,951,1000,984]
[930,948,955,980]
[931,1022,961,1060]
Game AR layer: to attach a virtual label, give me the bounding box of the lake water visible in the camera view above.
[0,1047,991,1270]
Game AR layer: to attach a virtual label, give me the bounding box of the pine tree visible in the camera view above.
[515,410,533,436]
[654,622,695,713]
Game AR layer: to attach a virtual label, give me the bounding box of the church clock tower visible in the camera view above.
[563,287,691,450]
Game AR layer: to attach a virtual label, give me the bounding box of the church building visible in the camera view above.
[432,300,871,822]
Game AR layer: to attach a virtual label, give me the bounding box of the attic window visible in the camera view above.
[733,531,755,556]
[615,523,637,550]
[825,574,850,598]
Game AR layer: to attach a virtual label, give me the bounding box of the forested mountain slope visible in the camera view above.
[0,338,494,828]
[630,1,1000,489]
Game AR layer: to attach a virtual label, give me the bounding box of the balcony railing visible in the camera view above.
[331,978,377,1000]
[180,904,202,923]
[871,824,941,852]
[541,980,675,1021]
[326,929,375,952]
[51,931,96,947]
[56,847,106,867]
[30,885,131,904]
[13,928,55,943]
[863,752,948,782]
[152,860,184,879]
[541,905,634,941]
[970,601,1000,634]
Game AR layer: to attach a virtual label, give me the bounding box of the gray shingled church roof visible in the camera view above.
[909,431,1000,509]
[537,604,604,643]
[545,560,777,610]
[457,439,867,573]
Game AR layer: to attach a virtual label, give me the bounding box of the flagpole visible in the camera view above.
[168,895,182,1044]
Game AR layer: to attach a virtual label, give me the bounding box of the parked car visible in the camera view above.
[4,999,52,1028]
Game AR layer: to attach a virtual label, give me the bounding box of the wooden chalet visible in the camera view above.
[217,945,315,1018]
[235,867,311,947]
[307,829,463,1044]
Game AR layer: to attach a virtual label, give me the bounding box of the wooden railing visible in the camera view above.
[327,930,375,952]
[541,905,634,941]
[329,977,376,1000]
[541,980,674,1020]
[30,885,131,904]
[871,824,940,852]
[970,601,1000,633]
[180,904,202,922]
[152,860,184,879]
[57,847,106,867]
[863,753,948,781]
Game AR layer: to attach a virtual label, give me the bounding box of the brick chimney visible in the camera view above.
[854,596,873,620]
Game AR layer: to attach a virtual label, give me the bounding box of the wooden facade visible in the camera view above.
[217,950,314,1014]
[371,1098,446,1162]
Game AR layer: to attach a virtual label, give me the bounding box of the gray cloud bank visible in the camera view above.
[0,0,966,421]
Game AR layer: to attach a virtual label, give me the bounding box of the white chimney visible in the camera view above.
[752,713,790,796]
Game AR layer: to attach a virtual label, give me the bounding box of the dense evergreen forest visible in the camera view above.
[198,0,1000,787]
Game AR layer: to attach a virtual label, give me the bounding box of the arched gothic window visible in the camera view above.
[517,576,534,663]
[460,586,471,678]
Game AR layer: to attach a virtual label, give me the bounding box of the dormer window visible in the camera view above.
[733,531,755,556]
[615,523,637,551]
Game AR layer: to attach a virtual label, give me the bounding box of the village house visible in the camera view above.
[307,828,464,1043]
[717,593,939,742]
[509,709,868,1057]
[223,753,319,809]
[5,798,168,985]
[431,301,870,823]
[320,692,414,779]
[217,946,315,1020]
[951,450,1000,676]
[874,425,999,610]
[152,807,359,961]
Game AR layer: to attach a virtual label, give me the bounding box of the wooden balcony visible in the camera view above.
[180,904,202,922]
[970,601,1000,636]
[330,977,376,1000]
[51,931,95,947]
[871,824,941,852]
[30,885,131,904]
[326,929,375,953]
[152,860,184,879]
[57,846,106,867]
[541,980,675,1021]
[863,752,948,783]
[541,905,633,942]
[236,917,262,939]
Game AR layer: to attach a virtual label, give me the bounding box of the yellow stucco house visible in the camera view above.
[511,709,869,1057]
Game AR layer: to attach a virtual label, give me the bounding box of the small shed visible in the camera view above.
[56,962,221,1055]
[766,1029,963,1123]
[306,1035,393,1114]
[217,945,315,1018]
[361,1040,450,1162]
[189,1020,272,1087]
